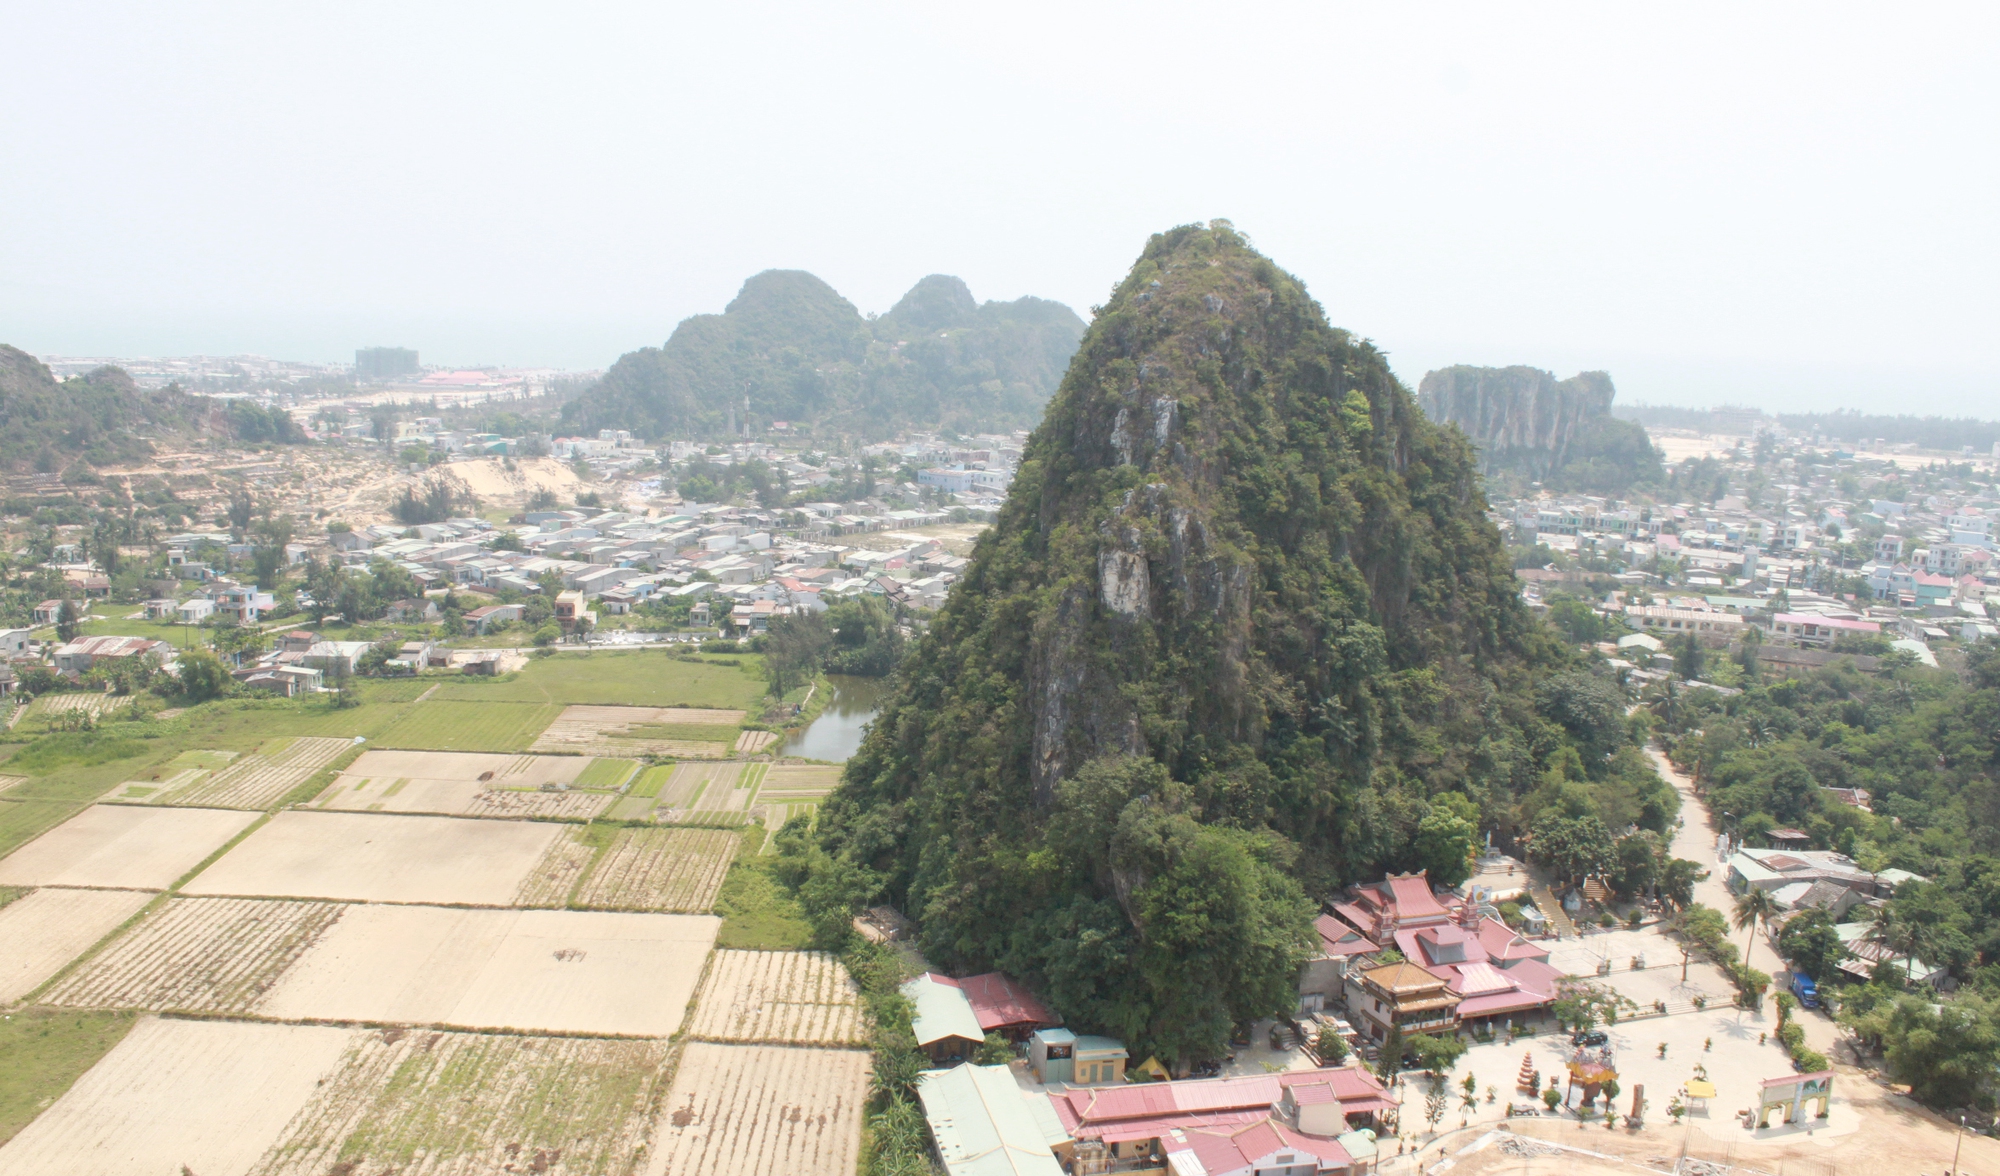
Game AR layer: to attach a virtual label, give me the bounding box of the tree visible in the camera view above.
[1413,808,1478,889]
[175,648,229,701]
[1406,1032,1467,1075]
[1733,889,1780,967]
[1528,811,1616,885]
[1609,831,1661,898]
[1675,632,1704,681]
[1660,858,1701,910]
[526,488,560,512]
[1881,991,2000,1108]
[1776,907,1848,983]
[251,545,285,590]
[1424,1072,1447,1134]
[55,598,81,643]
[532,623,561,647]
[764,611,833,697]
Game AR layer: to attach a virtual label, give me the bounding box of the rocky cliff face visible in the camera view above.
[1418,365,1615,477]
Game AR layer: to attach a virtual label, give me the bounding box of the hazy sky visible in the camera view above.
[4,3,1995,414]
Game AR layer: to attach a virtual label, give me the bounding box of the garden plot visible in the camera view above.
[646,1042,868,1176]
[48,897,344,1014]
[756,763,842,800]
[160,736,353,809]
[0,1016,352,1176]
[314,749,614,820]
[258,905,719,1036]
[687,950,866,1046]
[0,804,259,890]
[513,828,599,907]
[654,761,742,810]
[0,886,152,1001]
[26,692,124,721]
[183,811,561,906]
[734,730,778,753]
[531,704,741,758]
[572,827,738,913]
[694,763,762,813]
[249,1029,671,1176]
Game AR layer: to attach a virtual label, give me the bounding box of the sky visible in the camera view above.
[2,2,1995,415]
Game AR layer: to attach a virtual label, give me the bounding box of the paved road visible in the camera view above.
[1651,747,1788,982]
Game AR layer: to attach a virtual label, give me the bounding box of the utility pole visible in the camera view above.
[1950,1113,1965,1176]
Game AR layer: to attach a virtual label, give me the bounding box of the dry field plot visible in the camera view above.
[251,1029,670,1176]
[513,828,599,907]
[695,762,761,812]
[756,763,842,800]
[315,749,614,820]
[646,1042,868,1176]
[532,704,742,758]
[0,886,153,1001]
[688,951,866,1046]
[260,905,719,1036]
[0,1016,353,1176]
[0,804,259,890]
[184,811,561,906]
[49,896,344,1014]
[26,692,124,721]
[155,736,353,809]
[655,761,742,810]
[572,827,738,912]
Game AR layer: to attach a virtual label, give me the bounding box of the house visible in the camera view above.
[1835,922,1947,986]
[211,586,275,624]
[554,589,589,631]
[303,641,372,676]
[52,634,172,675]
[0,628,32,656]
[459,650,505,675]
[143,599,179,620]
[177,598,216,623]
[1726,846,1896,897]
[1343,961,1462,1043]
[599,588,638,615]
[31,600,67,626]
[956,972,1061,1040]
[384,598,441,623]
[464,603,524,634]
[903,973,987,1065]
[915,1064,1067,1176]
[1768,613,1880,647]
[0,663,15,696]
[1046,1068,1394,1175]
[1027,1028,1127,1087]
[397,641,436,671]
[1299,915,1383,1013]
[277,630,319,654]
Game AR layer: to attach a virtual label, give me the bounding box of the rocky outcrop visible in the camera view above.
[1418,365,1615,478]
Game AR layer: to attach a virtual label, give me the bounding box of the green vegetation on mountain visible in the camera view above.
[787,222,1669,1062]
[0,346,206,469]
[564,272,1085,440]
[1419,364,1663,496]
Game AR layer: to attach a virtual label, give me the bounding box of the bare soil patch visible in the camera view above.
[0,887,152,1001]
[314,749,614,820]
[182,811,561,906]
[249,1028,670,1176]
[0,1016,351,1176]
[0,804,259,890]
[756,763,842,800]
[572,827,738,913]
[646,1042,868,1176]
[513,828,599,907]
[687,951,866,1046]
[259,905,719,1036]
[48,896,344,1014]
[442,454,585,501]
[532,704,742,758]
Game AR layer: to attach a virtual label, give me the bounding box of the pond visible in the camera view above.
[780,674,891,762]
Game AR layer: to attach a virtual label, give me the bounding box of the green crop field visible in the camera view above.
[432,651,767,709]
[615,722,743,745]
[574,758,639,790]
[0,1007,141,1146]
[628,765,675,798]
[376,701,561,752]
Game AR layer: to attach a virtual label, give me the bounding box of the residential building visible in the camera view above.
[1026,1029,1127,1087]
[53,634,172,674]
[915,1064,1067,1176]
[904,973,987,1065]
[956,972,1062,1040]
[0,628,32,656]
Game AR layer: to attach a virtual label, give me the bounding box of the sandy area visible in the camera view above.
[313,749,614,819]
[257,905,719,1036]
[0,804,259,890]
[182,811,560,905]
[0,887,152,1001]
[0,1016,351,1176]
[1652,433,1742,464]
[688,950,867,1046]
[444,455,585,501]
[847,522,990,555]
[646,1042,869,1176]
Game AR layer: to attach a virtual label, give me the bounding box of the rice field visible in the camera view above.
[512,829,599,907]
[630,765,676,798]
[571,827,739,913]
[47,896,344,1014]
[531,705,740,758]
[756,764,842,800]
[645,1043,868,1176]
[312,749,614,820]
[249,1029,673,1176]
[155,736,354,809]
[378,700,563,752]
[655,762,742,810]
[573,757,640,789]
[693,763,762,813]
[687,951,866,1046]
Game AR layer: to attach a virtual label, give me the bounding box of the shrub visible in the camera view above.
[531,623,561,647]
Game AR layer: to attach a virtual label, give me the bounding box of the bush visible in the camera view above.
[531,623,561,647]
[1794,1047,1829,1074]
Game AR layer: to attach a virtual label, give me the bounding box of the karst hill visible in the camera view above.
[803,222,1610,1060]
[565,271,1085,440]
[1418,364,1662,496]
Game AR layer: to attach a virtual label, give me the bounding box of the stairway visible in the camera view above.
[1528,883,1580,937]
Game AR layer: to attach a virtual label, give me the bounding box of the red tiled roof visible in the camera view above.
[1385,874,1448,919]
[956,972,1058,1032]
[1054,1067,1393,1139]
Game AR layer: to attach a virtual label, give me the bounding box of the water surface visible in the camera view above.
[780,674,889,762]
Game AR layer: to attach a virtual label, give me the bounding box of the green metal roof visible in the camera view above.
[917,1064,1066,1176]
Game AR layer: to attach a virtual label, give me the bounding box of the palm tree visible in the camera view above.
[1733,889,1780,967]
[1867,905,1923,988]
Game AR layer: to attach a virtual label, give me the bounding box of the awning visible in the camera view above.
[1686,1080,1716,1099]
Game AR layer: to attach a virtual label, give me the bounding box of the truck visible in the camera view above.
[1789,971,1819,1009]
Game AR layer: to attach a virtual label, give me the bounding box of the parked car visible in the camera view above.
[1571,1030,1609,1047]
[1789,972,1820,1009]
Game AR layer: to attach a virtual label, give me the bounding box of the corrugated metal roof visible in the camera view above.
[904,973,985,1047]
[917,1064,1066,1176]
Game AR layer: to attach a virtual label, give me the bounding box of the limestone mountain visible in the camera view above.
[0,346,206,470]
[564,271,1085,440]
[1418,364,1662,495]
[802,223,1657,1061]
